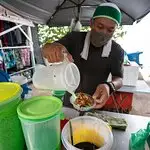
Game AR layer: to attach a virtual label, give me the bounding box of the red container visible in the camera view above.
[103,92,133,113]
[61,119,69,131]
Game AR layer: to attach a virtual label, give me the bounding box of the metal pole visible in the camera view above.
[27,26,36,73]
[0,40,7,72]
[0,24,22,37]
[18,26,33,43]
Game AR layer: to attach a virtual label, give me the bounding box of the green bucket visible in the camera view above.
[17,96,63,150]
[0,82,25,150]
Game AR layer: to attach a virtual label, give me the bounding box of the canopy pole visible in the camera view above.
[47,0,67,24]
[77,4,80,21]
[27,26,35,72]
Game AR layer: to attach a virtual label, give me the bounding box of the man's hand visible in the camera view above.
[42,42,73,63]
[93,84,110,109]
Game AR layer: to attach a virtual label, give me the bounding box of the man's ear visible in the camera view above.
[90,19,94,29]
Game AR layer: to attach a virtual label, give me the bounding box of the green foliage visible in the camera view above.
[38,25,70,45]
[113,26,127,40]
[38,24,126,46]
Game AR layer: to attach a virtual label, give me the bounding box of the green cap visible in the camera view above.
[17,96,62,121]
[92,3,121,25]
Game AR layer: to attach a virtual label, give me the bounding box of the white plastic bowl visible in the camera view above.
[70,93,96,111]
[61,116,113,150]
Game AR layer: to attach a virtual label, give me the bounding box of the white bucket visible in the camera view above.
[11,75,31,99]
[11,75,28,85]
[32,60,80,92]
[61,116,113,150]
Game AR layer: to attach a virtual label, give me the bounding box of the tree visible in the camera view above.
[38,25,69,45]
[38,24,126,46]
[113,26,127,40]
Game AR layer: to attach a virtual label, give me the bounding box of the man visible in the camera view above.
[42,3,124,109]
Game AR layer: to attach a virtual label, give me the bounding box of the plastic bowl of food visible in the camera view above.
[70,92,96,111]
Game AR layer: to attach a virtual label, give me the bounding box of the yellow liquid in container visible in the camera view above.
[72,125,104,148]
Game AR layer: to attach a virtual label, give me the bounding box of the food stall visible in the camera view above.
[1,0,150,150]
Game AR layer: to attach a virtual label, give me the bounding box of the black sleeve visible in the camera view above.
[110,42,124,78]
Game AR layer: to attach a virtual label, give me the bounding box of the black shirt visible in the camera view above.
[58,31,124,106]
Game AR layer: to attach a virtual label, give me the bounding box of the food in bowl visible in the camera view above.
[70,92,96,111]
[74,92,94,107]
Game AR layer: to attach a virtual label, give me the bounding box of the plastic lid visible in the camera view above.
[11,75,28,85]
[64,63,80,91]
[17,96,62,120]
[0,82,22,104]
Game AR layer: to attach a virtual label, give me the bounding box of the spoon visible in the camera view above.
[72,92,77,99]
[68,90,77,99]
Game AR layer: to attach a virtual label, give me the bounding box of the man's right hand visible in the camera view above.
[42,42,73,63]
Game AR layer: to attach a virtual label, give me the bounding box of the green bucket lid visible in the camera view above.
[0,82,22,104]
[17,96,62,120]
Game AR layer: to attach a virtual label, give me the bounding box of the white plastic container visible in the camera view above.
[107,62,139,87]
[123,61,139,86]
[32,59,80,92]
[61,116,113,150]
[11,75,31,99]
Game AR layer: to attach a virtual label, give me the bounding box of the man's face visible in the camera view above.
[90,17,116,36]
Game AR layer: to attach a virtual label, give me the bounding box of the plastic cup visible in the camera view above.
[19,114,61,150]
[17,96,62,150]
[0,83,25,150]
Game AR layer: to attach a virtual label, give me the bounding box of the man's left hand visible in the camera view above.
[93,84,110,109]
